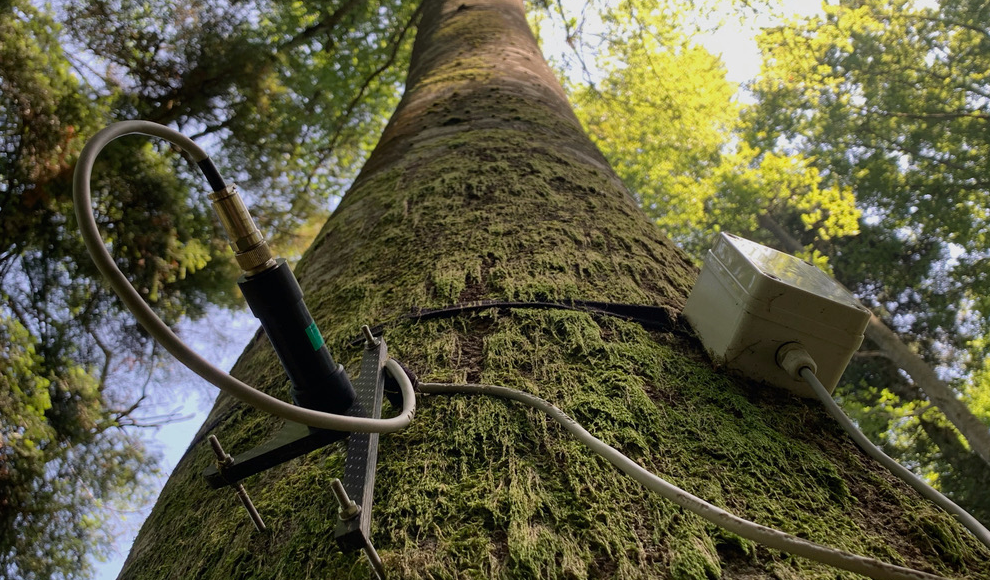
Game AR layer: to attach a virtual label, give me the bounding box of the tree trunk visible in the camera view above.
[758,213,990,469]
[119,1,990,577]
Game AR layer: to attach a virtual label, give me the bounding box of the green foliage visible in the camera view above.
[569,0,860,258]
[706,144,860,265]
[742,0,990,522]
[65,0,420,256]
[0,1,237,574]
[573,9,738,251]
[0,1,102,239]
[748,0,990,342]
[1,0,241,343]
[967,363,990,422]
[0,316,158,580]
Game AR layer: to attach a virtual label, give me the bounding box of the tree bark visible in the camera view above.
[119,1,990,578]
[759,213,990,469]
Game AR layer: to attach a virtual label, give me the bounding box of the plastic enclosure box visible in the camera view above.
[682,233,871,398]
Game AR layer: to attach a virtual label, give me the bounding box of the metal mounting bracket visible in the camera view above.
[202,330,390,578]
[333,337,386,554]
[202,420,347,488]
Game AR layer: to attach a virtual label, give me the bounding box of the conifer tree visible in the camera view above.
[119,0,990,577]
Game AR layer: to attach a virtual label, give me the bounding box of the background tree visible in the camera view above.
[741,0,990,523]
[64,0,421,248]
[117,0,990,578]
[569,0,861,263]
[0,5,217,577]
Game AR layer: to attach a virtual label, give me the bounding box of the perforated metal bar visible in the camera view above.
[334,338,386,552]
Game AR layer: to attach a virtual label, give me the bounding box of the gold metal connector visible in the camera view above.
[209,185,276,275]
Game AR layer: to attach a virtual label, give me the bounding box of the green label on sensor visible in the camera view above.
[304,322,325,351]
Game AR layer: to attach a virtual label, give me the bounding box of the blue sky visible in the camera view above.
[92,308,256,579]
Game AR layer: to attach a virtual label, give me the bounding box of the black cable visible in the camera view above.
[352,299,689,345]
[197,158,227,192]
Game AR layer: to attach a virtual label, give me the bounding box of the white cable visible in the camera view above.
[73,121,415,432]
[798,366,990,551]
[419,381,954,580]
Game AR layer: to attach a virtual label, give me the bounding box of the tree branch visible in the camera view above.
[278,0,364,53]
[852,350,890,359]
[875,109,990,121]
[759,212,990,469]
[301,1,425,198]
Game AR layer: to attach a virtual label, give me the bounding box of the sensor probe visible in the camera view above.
[205,181,355,416]
[73,120,414,432]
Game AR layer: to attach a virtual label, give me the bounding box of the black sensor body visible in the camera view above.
[239,259,356,417]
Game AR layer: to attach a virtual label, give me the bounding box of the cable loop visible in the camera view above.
[73,121,416,432]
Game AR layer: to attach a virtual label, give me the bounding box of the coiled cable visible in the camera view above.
[73,121,415,433]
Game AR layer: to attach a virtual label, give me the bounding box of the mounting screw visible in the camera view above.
[361,325,380,348]
[208,435,268,532]
[331,478,361,520]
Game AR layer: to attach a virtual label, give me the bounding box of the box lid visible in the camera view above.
[709,233,870,337]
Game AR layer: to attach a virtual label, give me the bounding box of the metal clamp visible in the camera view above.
[332,479,385,579]
[333,333,387,551]
[201,325,392,578]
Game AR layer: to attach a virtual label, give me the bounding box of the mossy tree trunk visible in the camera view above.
[119,0,990,578]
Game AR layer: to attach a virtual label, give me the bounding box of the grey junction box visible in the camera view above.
[682,233,871,397]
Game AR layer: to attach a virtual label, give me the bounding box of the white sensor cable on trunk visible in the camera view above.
[420,381,957,580]
[73,121,414,433]
[776,345,990,550]
[799,374,989,552]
